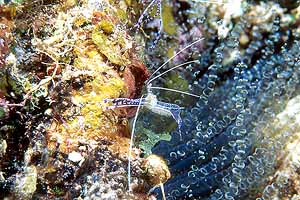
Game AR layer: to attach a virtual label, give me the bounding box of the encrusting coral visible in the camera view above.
[25,0,146,155]
[0,0,152,199]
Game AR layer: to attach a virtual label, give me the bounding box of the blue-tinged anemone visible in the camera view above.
[147,6,300,199]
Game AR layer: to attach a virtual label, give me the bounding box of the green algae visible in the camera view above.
[92,28,130,66]
[52,185,64,196]
[162,3,178,35]
[98,20,115,34]
[116,8,128,22]
[0,108,5,119]
[165,73,189,91]
[0,68,23,97]
[163,72,193,106]
[138,127,171,156]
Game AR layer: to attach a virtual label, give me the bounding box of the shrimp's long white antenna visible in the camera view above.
[160,183,166,200]
[147,37,205,81]
[106,105,141,110]
[149,86,201,98]
[192,0,229,4]
[147,60,199,85]
[128,95,144,192]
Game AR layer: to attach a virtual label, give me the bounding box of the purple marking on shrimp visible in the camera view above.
[104,97,183,130]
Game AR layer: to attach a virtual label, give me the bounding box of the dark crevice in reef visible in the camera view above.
[0,79,50,198]
[171,0,191,30]
[0,115,29,197]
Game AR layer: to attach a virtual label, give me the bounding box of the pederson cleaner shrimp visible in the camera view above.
[104,38,205,197]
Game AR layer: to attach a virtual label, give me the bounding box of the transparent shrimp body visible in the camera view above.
[105,84,183,128]
[144,94,183,128]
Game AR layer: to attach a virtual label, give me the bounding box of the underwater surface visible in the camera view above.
[0,0,300,199]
